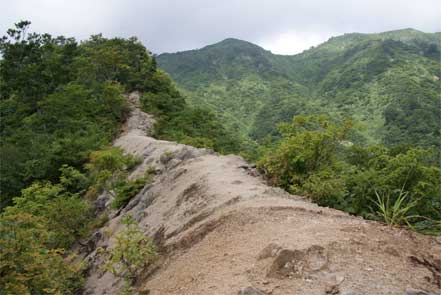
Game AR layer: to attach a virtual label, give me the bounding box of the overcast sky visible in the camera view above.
[1,0,440,54]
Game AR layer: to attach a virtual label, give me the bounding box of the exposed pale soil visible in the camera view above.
[82,92,441,295]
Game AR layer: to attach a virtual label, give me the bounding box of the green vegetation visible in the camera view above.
[0,170,90,294]
[0,21,134,209]
[158,30,441,233]
[372,188,418,227]
[1,21,238,209]
[85,147,138,198]
[111,167,157,209]
[0,213,84,295]
[112,178,147,209]
[259,115,441,233]
[5,181,93,248]
[1,20,440,294]
[84,147,156,209]
[0,21,214,294]
[157,30,441,158]
[140,80,242,154]
[100,215,157,295]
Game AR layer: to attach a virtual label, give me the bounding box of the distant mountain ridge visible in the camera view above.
[157,29,441,152]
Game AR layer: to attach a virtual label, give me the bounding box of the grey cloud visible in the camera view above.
[1,0,440,54]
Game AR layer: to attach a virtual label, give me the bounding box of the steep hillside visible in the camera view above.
[158,38,306,140]
[157,29,441,151]
[82,93,441,295]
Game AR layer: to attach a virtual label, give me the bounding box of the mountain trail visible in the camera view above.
[82,92,441,295]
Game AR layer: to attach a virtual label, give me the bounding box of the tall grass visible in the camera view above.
[372,188,419,227]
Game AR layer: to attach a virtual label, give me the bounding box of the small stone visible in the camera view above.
[384,246,400,257]
[257,243,282,260]
[322,272,345,287]
[335,275,345,285]
[325,284,340,294]
[262,280,270,285]
[238,286,266,295]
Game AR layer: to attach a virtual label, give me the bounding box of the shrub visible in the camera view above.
[259,115,441,234]
[0,213,83,295]
[111,168,156,209]
[111,178,147,209]
[59,164,90,194]
[86,148,141,197]
[125,154,143,171]
[301,168,347,206]
[5,182,93,248]
[258,115,352,190]
[101,216,157,294]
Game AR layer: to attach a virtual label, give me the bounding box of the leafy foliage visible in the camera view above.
[139,75,243,154]
[150,105,241,153]
[59,164,90,194]
[5,180,93,248]
[111,178,147,209]
[0,22,148,208]
[0,213,84,295]
[258,115,352,191]
[259,115,441,234]
[85,147,145,201]
[86,147,130,194]
[101,216,157,294]
[85,147,154,209]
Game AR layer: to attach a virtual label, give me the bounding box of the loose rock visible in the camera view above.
[238,286,266,295]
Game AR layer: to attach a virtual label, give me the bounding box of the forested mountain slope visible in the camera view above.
[157,29,441,150]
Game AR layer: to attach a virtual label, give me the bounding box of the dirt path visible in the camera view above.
[82,93,441,295]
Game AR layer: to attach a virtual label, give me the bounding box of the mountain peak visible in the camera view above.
[377,28,425,37]
[218,37,247,43]
[383,28,421,33]
[206,37,267,52]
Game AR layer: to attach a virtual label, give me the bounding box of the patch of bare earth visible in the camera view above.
[81,92,441,295]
